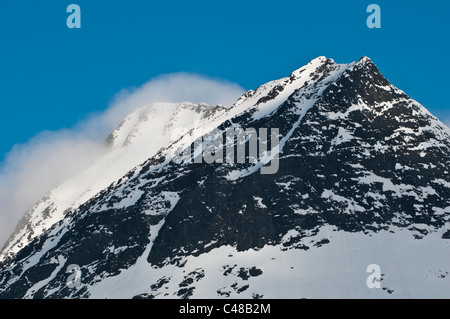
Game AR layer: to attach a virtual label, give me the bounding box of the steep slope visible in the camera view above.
[0,102,229,260]
[0,56,336,261]
[1,57,449,299]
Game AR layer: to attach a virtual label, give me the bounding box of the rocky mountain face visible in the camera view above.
[1,57,450,299]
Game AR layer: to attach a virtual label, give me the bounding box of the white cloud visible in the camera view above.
[0,73,245,248]
[0,132,106,249]
[85,72,245,138]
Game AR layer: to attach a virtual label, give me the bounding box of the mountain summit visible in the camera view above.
[1,57,450,299]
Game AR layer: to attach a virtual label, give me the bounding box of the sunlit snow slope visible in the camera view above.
[1,56,450,299]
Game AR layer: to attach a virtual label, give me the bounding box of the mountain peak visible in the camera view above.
[1,56,450,299]
[309,55,328,64]
[289,56,333,79]
[349,56,377,71]
[358,55,372,63]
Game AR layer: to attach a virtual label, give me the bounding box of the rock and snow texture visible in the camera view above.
[0,56,450,299]
[0,102,229,260]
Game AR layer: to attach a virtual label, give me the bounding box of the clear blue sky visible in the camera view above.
[0,0,449,159]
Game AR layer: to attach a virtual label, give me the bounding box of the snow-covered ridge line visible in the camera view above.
[3,55,447,265]
[226,60,352,180]
[0,102,230,261]
[2,57,351,261]
[1,55,450,299]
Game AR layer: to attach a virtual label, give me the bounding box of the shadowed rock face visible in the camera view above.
[1,57,449,299]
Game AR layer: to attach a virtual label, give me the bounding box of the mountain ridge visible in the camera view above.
[1,56,450,299]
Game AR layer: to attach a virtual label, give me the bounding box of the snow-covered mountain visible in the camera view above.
[1,56,450,299]
[0,102,230,260]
